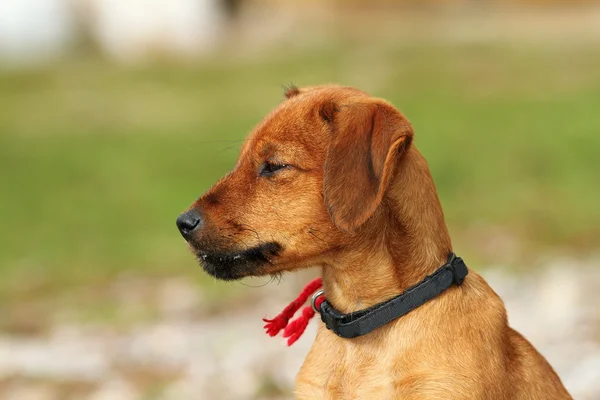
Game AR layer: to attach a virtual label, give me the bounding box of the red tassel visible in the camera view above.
[283,305,315,346]
[282,295,325,346]
[263,277,323,343]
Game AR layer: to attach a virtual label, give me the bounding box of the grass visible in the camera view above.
[1,42,599,308]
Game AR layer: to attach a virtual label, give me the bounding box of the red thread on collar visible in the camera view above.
[263,277,324,346]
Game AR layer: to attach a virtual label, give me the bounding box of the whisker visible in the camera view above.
[240,277,274,288]
[308,228,330,245]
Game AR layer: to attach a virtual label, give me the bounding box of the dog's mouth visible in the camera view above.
[191,242,282,281]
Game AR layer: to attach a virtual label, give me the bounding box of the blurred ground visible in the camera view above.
[1,3,599,399]
[1,259,600,400]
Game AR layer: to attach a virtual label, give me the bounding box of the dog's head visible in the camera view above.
[177,85,413,280]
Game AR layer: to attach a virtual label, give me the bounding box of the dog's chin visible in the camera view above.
[192,242,282,281]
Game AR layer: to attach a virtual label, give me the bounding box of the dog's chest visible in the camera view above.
[296,358,398,399]
[295,330,399,399]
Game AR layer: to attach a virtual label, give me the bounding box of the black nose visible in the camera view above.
[176,209,203,239]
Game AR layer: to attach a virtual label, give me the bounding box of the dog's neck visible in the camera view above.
[322,147,452,314]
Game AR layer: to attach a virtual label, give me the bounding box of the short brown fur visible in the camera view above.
[181,85,571,399]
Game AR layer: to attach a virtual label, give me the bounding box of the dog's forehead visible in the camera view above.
[238,86,370,160]
[251,86,361,137]
[242,101,320,153]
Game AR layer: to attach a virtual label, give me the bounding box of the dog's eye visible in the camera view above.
[260,161,289,177]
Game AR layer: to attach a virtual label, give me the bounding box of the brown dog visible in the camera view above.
[176,85,571,399]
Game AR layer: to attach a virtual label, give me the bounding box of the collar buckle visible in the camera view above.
[311,289,325,313]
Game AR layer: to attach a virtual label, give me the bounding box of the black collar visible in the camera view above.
[316,253,468,338]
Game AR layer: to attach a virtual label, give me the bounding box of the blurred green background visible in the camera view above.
[2,43,599,304]
[1,1,600,399]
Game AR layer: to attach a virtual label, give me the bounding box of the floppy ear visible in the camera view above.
[323,99,413,232]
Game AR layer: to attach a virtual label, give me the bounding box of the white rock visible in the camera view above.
[85,0,224,62]
[0,331,109,381]
[564,353,600,400]
[158,277,201,318]
[2,383,57,400]
[118,322,192,370]
[0,0,75,64]
[87,379,139,400]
